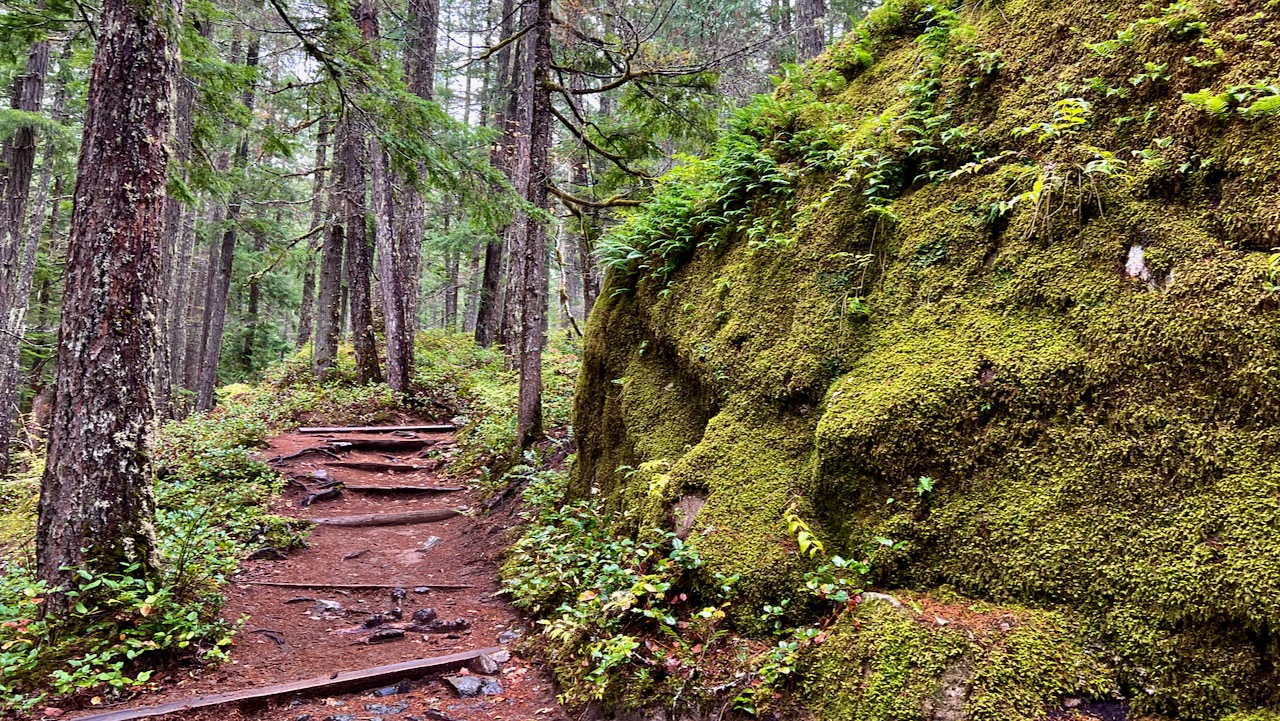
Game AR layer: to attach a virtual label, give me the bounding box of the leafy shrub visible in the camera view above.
[502,467,737,705]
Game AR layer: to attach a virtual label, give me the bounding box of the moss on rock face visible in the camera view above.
[574,0,1280,717]
[802,596,1115,721]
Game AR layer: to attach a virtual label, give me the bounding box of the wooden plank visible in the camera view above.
[298,424,455,434]
[329,438,440,452]
[307,508,462,527]
[344,484,464,495]
[323,461,435,473]
[71,647,501,721]
[240,581,473,591]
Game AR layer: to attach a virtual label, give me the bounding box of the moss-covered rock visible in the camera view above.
[574,0,1280,717]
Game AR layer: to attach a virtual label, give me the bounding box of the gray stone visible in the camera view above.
[325,715,354,721]
[497,629,522,644]
[373,681,408,697]
[444,675,483,698]
[488,649,511,663]
[469,653,500,674]
[479,678,503,696]
[366,700,409,715]
[313,599,343,615]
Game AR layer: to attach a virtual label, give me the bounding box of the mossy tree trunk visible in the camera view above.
[36,0,183,612]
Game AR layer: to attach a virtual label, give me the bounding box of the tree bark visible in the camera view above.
[444,248,460,332]
[155,69,195,417]
[0,37,51,471]
[336,118,380,384]
[517,0,552,445]
[474,0,516,349]
[196,38,260,410]
[462,242,482,332]
[372,142,407,390]
[797,0,826,61]
[37,0,182,608]
[297,118,331,351]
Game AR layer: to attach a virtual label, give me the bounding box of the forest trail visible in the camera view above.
[72,424,569,721]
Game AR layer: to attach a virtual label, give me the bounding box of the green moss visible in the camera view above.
[801,597,1114,721]
[573,0,1280,717]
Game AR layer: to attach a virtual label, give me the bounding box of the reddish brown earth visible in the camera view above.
[66,425,569,721]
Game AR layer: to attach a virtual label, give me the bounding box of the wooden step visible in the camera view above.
[343,484,465,495]
[298,424,455,434]
[306,508,462,527]
[70,647,500,721]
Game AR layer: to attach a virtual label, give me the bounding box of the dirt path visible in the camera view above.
[72,424,568,721]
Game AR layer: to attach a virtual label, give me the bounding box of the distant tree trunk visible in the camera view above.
[500,0,536,360]
[372,142,406,390]
[240,225,266,374]
[196,38,260,410]
[182,211,216,391]
[312,196,345,379]
[517,0,552,445]
[297,118,331,350]
[445,248,460,332]
[797,0,826,61]
[37,0,181,609]
[462,242,482,332]
[0,37,50,471]
[167,207,197,400]
[474,0,516,348]
[155,69,195,417]
[335,114,380,384]
[391,0,439,374]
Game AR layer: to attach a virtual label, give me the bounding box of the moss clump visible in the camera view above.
[802,596,1114,721]
[574,0,1280,717]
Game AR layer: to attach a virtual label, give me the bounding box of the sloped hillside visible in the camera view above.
[573,0,1280,718]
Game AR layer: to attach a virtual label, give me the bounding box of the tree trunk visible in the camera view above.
[500,0,536,360]
[0,37,51,471]
[517,0,552,445]
[394,0,440,371]
[241,225,266,374]
[372,142,407,390]
[155,70,194,418]
[297,118,331,351]
[797,0,826,61]
[444,248,460,332]
[37,0,182,608]
[312,202,345,379]
[474,0,516,349]
[462,242,482,332]
[336,116,380,384]
[196,38,260,410]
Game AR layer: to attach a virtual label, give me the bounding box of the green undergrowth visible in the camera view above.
[0,331,578,711]
[574,0,1280,718]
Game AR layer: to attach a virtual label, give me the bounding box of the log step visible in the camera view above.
[306,509,462,527]
[70,647,500,721]
[344,484,465,495]
[298,424,456,434]
[240,581,473,591]
[324,461,437,473]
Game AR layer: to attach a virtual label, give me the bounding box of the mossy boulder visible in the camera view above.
[573,0,1280,717]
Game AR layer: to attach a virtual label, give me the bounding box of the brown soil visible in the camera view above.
[68,425,569,721]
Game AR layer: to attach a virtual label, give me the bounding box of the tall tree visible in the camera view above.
[296,117,331,350]
[36,0,182,609]
[0,35,51,470]
[516,0,552,444]
[473,0,516,348]
[195,37,261,410]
